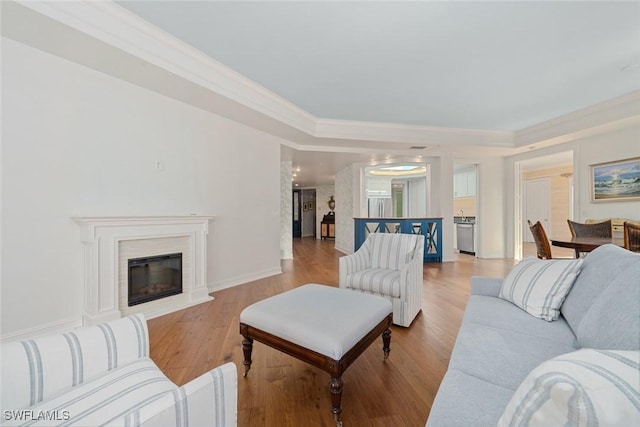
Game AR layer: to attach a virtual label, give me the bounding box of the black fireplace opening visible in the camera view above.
[128,252,183,307]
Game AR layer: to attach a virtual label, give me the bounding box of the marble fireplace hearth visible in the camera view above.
[73,216,214,325]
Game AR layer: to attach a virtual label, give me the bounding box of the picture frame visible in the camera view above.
[303,202,309,212]
[590,157,640,202]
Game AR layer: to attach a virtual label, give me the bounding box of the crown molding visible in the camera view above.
[514,91,640,147]
[315,119,514,147]
[9,1,513,149]
[17,0,317,135]
[10,1,640,153]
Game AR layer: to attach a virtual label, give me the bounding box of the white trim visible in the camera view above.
[13,2,640,151]
[316,119,514,146]
[208,267,283,292]
[0,316,81,342]
[19,1,317,136]
[515,91,640,147]
[72,216,214,325]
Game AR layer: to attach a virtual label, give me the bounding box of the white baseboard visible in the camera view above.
[207,267,283,292]
[0,316,82,342]
[334,245,352,255]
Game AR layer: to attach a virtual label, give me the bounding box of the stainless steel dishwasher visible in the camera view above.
[456,223,475,255]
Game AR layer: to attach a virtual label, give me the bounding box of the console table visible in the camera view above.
[321,213,335,239]
[354,217,443,263]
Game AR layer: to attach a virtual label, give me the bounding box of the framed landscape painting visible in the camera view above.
[591,157,640,202]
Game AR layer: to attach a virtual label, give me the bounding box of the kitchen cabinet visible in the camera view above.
[454,169,476,198]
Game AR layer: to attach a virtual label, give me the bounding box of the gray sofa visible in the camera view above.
[426,244,640,427]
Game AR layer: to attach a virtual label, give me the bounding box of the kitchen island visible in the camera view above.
[354,217,442,263]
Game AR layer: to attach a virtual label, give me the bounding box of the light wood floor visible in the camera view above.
[148,238,521,427]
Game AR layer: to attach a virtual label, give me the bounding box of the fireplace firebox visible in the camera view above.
[128,253,183,306]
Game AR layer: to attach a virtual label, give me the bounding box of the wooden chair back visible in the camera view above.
[567,219,612,258]
[624,222,640,253]
[567,219,612,238]
[528,220,553,260]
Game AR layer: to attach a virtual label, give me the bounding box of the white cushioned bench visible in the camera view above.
[239,284,393,427]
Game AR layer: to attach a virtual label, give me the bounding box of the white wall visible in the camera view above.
[1,38,283,337]
[573,126,640,221]
[407,177,427,217]
[301,189,315,237]
[280,161,293,259]
[505,124,640,257]
[476,157,506,258]
[335,165,355,254]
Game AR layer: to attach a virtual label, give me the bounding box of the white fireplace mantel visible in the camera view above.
[73,216,214,325]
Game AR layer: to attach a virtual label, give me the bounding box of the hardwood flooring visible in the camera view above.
[148,238,519,427]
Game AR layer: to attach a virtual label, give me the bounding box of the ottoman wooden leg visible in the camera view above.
[329,376,343,427]
[241,336,253,377]
[382,328,391,361]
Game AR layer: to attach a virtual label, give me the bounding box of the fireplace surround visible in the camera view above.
[73,216,213,325]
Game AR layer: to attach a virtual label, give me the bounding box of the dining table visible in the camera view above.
[550,236,625,253]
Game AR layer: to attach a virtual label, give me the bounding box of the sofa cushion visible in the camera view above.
[2,358,177,426]
[463,295,578,346]
[576,258,640,350]
[370,233,416,270]
[497,349,640,427]
[448,322,577,391]
[499,257,583,321]
[342,268,401,297]
[561,244,639,334]
[425,369,514,427]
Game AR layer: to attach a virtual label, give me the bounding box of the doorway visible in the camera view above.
[517,150,574,258]
[292,189,302,238]
[523,178,551,242]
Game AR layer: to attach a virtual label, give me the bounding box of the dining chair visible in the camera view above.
[623,222,640,253]
[527,220,553,260]
[567,219,612,258]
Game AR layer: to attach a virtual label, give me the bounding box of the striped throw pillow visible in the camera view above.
[498,349,640,427]
[499,257,583,321]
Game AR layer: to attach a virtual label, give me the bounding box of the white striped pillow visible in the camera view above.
[498,349,640,427]
[499,257,583,321]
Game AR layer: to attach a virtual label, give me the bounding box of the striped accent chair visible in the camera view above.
[0,314,237,426]
[339,232,424,327]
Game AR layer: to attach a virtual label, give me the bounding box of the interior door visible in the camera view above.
[292,189,302,238]
[523,178,551,242]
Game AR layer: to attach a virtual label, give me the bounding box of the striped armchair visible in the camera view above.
[339,232,424,327]
[0,314,237,426]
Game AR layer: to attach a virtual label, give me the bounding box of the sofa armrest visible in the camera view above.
[0,314,149,411]
[338,240,371,288]
[398,236,425,298]
[470,276,503,297]
[128,362,238,427]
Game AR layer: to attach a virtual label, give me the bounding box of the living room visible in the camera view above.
[2,2,640,426]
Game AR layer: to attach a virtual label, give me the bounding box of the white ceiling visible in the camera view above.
[113,0,640,186]
[116,1,640,131]
[5,1,638,187]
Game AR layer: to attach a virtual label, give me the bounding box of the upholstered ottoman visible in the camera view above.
[239,284,393,427]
